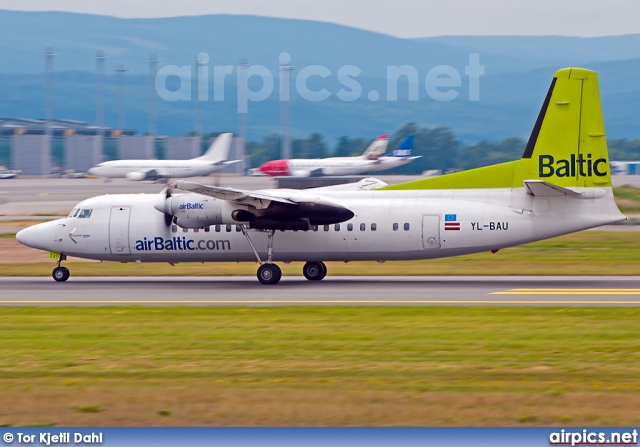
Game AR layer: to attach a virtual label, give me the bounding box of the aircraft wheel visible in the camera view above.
[257,263,282,285]
[303,261,327,281]
[52,266,70,282]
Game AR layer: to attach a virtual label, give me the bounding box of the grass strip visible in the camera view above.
[0,306,638,426]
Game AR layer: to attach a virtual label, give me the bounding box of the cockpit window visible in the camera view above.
[69,208,80,218]
[77,209,93,219]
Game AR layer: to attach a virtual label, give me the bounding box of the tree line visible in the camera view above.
[205,122,640,174]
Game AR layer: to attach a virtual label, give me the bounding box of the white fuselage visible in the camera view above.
[287,156,413,176]
[288,157,377,176]
[88,159,219,179]
[17,187,624,264]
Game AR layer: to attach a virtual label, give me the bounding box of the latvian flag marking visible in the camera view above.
[444,214,460,231]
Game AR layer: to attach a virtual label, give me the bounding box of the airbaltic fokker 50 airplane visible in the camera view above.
[18,68,625,284]
[88,133,238,181]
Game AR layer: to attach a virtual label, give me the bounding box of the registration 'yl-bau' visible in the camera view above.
[17,68,626,284]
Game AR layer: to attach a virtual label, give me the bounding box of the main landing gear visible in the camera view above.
[240,226,328,285]
[303,261,327,281]
[52,255,70,282]
[257,263,282,285]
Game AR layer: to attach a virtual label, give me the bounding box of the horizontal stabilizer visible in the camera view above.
[524,180,605,199]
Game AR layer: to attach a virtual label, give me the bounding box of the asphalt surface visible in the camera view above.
[0,276,638,306]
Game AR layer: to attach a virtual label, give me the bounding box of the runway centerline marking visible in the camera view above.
[493,288,640,295]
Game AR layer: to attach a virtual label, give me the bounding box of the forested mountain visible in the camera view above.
[1,10,638,169]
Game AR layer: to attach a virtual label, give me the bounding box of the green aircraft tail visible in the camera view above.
[383,67,611,191]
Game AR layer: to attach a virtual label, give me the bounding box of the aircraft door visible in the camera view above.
[109,207,131,255]
[422,215,441,249]
[54,223,66,243]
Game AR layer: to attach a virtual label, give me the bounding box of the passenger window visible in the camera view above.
[360,223,366,231]
[312,225,318,231]
[171,225,178,233]
[371,223,377,231]
[204,226,210,232]
[215,224,221,232]
[347,223,353,231]
[404,223,410,231]
[78,209,93,219]
[226,225,232,232]
[334,224,340,231]
[393,223,398,231]
[236,225,242,232]
[194,228,199,233]
[324,225,330,232]
[183,227,188,233]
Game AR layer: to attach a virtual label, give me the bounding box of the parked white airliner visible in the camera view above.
[257,134,419,177]
[17,68,625,284]
[88,133,238,181]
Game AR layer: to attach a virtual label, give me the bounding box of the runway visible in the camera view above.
[0,276,639,306]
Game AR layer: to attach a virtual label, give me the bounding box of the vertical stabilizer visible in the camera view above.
[361,135,390,160]
[390,136,414,157]
[383,67,612,191]
[517,67,610,187]
[197,133,233,161]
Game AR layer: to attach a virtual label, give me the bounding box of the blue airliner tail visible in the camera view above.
[388,136,413,157]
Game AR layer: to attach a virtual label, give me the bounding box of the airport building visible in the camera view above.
[0,118,245,176]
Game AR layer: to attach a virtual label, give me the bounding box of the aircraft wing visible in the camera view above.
[211,159,242,167]
[171,180,296,209]
[168,180,355,229]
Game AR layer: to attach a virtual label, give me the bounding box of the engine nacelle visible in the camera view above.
[154,193,253,228]
[125,171,151,181]
[290,170,312,178]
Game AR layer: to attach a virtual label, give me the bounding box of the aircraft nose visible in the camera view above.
[16,227,29,245]
[15,221,57,251]
[88,167,98,176]
[258,160,289,176]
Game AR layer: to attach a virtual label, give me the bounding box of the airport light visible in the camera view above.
[95,50,106,139]
[43,47,56,138]
[237,59,250,163]
[194,54,206,136]
[280,62,294,160]
[237,59,249,141]
[148,54,160,135]
[113,64,130,130]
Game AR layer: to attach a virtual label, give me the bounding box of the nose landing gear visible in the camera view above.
[52,255,70,282]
